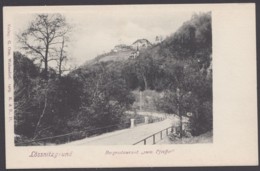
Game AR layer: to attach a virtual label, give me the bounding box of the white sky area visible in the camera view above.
[13,6,208,66]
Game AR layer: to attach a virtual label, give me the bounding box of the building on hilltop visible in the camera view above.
[131,39,152,51]
[129,39,152,59]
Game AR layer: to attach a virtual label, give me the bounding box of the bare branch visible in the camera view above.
[49,41,64,45]
[23,42,45,59]
[47,58,57,62]
[17,14,71,79]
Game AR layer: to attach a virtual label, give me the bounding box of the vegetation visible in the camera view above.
[14,12,212,145]
[162,131,213,144]
[14,53,135,145]
[122,12,212,136]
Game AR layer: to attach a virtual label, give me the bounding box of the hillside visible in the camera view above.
[83,39,152,66]
[97,50,134,62]
[14,12,212,146]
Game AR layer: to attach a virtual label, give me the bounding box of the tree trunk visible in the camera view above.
[43,43,49,79]
[176,87,182,138]
[44,58,48,79]
[139,91,142,111]
[179,111,183,138]
[33,86,48,139]
[59,58,62,78]
[142,74,148,90]
[58,38,65,78]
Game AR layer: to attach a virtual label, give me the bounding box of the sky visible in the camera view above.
[13,5,208,66]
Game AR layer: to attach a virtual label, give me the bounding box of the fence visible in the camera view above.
[133,125,176,145]
[16,116,166,146]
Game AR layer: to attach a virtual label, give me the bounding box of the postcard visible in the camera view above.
[3,3,258,168]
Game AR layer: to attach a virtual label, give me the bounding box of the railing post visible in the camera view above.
[130,119,135,128]
[173,127,176,134]
[166,128,168,135]
[144,139,146,145]
[144,116,149,124]
[160,131,162,140]
[153,134,155,144]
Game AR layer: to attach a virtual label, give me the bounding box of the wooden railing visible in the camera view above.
[133,126,176,145]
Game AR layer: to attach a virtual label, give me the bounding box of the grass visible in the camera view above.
[161,131,213,144]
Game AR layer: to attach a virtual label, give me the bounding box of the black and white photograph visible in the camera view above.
[3,3,258,168]
[13,8,212,146]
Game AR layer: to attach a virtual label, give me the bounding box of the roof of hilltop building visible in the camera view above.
[132,39,152,48]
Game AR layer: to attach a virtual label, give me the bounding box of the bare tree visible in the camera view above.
[16,14,71,139]
[55,36,71,78]
[17,14,71,79]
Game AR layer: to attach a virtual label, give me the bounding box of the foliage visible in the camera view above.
[122,12,212,136]
[14,12,212,145]
[14,53,135,144]
[14,52,40,137]
[69,61,135,136]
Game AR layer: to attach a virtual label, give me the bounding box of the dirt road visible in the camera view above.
[64,118,178,145]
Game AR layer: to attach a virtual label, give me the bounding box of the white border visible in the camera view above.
[4,4,258,168]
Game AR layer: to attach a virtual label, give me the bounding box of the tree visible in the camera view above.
[70,61,135,136]
[17,14,71,79]
[16,14,71,141]
[14,52,39,137]
[133,52,156,91]
[133,12,212,137]
[55,36,69,77]
[155,35,163,44]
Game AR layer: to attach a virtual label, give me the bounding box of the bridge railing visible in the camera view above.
[133,125,177,145]
[16,116,166,146]
[16,120,134,146]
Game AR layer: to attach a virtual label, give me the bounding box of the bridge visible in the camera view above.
[63,115,180,145]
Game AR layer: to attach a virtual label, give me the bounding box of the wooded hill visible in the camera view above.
[14,12,212,145]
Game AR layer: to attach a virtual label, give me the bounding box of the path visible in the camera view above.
[63,118,179,145]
